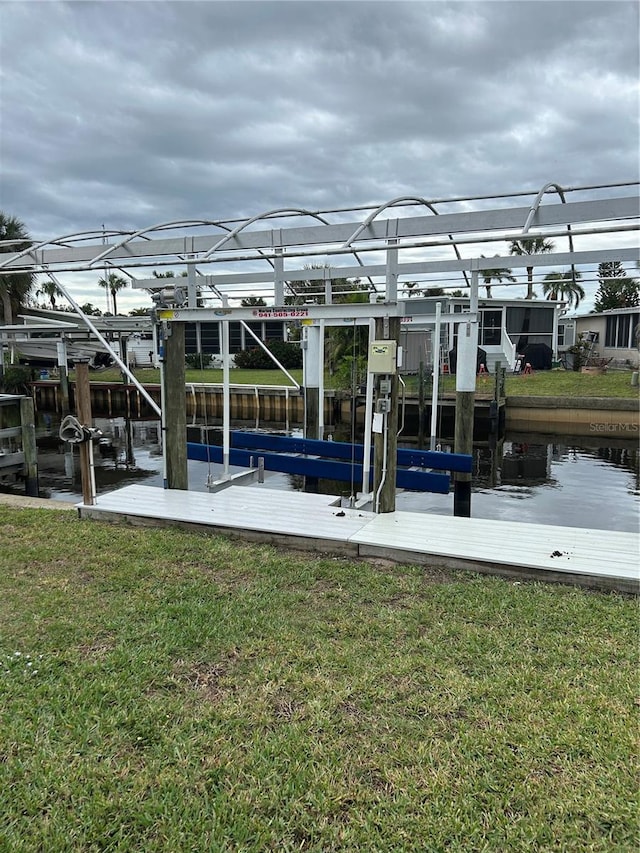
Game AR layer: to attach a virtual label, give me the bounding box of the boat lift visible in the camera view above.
[0,182,637,513]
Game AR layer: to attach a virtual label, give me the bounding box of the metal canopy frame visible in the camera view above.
[0,185,637,289]
[1,181,637,498]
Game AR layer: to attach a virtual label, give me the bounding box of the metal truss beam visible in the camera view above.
[134,246,639,293]
[1,196,636,273]
[156,302,406,324]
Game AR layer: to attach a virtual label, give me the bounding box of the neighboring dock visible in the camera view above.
[77,484,639,595]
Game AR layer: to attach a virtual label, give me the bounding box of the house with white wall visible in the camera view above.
[399,296,565,372]
[573,307,640,368]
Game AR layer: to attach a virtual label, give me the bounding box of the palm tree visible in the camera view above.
[0,213,34,326]
[36,279,63,309]
[98,273,128,315]
[542,270,585,309]
[480,255,516,298]
[509,237,555,300]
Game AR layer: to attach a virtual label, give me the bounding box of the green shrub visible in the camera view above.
[234,340,302,370]
[331,354,368,390]
[0,365,33,394]
[185,353,212,369]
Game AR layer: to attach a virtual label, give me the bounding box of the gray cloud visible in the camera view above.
[1,0,638,308]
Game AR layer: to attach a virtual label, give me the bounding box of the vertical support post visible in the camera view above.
[163,322,188,490]
[417,360,425,450]
[151,322,159,367]
[19,396,38,498]
[222,320,230,478]
[195,322,203,367]
[552,304,560,361]
[429,301,442,450]
[56,339,70,415]
[74,360,95,506]
[303,323,321,440]
[119,333,127,385]
[385,239,398,302]
[318,319,325,439]
[361,318,376,495]
[453,269,479,517]
[187,253,197,309]
[372,316,400,513]
[274,249,284,306]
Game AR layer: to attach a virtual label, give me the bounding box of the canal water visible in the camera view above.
[4,414,638,534]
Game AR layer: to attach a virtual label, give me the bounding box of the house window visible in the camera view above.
[480,310,502,346]
[606,314,639,348]
[558,324,566,347]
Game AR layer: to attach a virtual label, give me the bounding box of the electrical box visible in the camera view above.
[379,378,392,395]
[369,340,397,374]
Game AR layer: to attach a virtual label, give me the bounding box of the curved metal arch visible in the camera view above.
[519,181,577,287]
[87,218,232,267]
[0,227,117,272]
[198,206,380,296]
[341,195,470,288]
[200,207,337,261]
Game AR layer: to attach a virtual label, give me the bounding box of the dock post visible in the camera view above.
[372,316,400,513]
[74,360,95,506]
[302,323,321,491]
[19,396,39,497]
[302,324,321,440]
[163,321,188,490]
[453,272,479,517]
[56,340,70,415]
[417,361,425,450]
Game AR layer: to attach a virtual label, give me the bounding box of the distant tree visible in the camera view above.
[449,290,466,297]
[404,283,451,298]
[285,265,367,305]
[509,238,555,299]
[80,303,103,316]
[128,306,150,316]
[152,270,187,278]
[284,266,370,374]
[480,256,516,298]
[36,279,63,309]
[594,262,640,311]
[542,270,585,309]
[98,273,128,316]
[241,296,267,307]
[0,213,34,325]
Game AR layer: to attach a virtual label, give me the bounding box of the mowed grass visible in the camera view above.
[78,365,640,398]
[0,507,637,852]
[76,367,303,387]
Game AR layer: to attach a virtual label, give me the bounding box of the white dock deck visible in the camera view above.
[77,484,639,594]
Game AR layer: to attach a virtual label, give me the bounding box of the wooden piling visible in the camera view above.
[163,323,188,490]
[58,365,70,415]
[74,361,94,506]
[19,396,39,498]
[372,317,400,513]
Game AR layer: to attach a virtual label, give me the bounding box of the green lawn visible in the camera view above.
[76,366,640,398]
[78,366,303,387]
[0,507,637,852]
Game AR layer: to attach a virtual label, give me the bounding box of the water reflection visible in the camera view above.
[2,413,637,533]
[33,416,161,499]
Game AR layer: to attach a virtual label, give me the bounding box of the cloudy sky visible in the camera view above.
[1,0,638,311]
